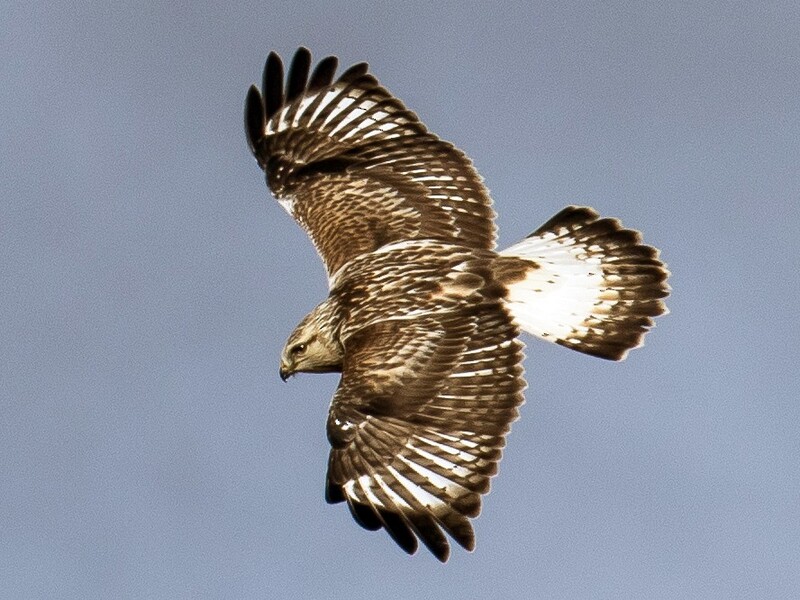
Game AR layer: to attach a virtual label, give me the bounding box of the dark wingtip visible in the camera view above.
[325,477,345,504]
[263,51,284,119]
[347,500,383,531]
[338,61,369,83]
[244,85,265,154]
[309,55,339,90]
[433,546,450,562]
[378,509,419,557]
[255,48,366,128]
[286,47,312,103]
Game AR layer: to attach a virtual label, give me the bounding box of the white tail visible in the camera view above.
[497,206,669,360]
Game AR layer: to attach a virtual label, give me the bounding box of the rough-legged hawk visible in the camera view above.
[245,48,669,561]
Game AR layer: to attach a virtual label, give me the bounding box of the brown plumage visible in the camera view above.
[246,48,670,561]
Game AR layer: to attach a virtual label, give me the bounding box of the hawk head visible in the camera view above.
[279,303,344,381]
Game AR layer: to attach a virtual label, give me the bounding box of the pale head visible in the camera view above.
[279,303,343,381]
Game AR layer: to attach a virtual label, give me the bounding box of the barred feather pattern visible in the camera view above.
[245,48,496,279]
[324,289,524,562]
[245,49,670,562]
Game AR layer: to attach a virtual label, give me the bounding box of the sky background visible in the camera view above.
[2,1,799,598]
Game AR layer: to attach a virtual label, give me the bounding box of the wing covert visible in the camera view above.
[245,48,497,279]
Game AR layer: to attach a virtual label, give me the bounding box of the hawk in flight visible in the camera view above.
[245,48,669,561]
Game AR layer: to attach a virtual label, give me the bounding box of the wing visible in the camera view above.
[324,306,525,561]
[245,48,496,279]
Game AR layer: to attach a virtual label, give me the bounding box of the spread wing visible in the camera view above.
[324,306,525,561]
[245,48,497,279]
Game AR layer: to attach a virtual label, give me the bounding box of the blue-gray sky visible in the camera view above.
[3,2,798,598]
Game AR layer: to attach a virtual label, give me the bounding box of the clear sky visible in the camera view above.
[3,1,798,598]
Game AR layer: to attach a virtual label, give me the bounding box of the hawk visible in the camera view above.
[245,48,669,561]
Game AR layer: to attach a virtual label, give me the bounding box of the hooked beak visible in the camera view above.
[279,363,292,382]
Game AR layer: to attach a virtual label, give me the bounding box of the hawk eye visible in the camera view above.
[291,343,307,356]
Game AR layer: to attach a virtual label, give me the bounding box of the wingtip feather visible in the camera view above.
[263,51,284,119]
[338,61,370,83]
[244,85,265,154]
[286,47,312,102]
[309,55,339,90]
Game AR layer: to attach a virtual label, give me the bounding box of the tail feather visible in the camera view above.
[497,206,669,360]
